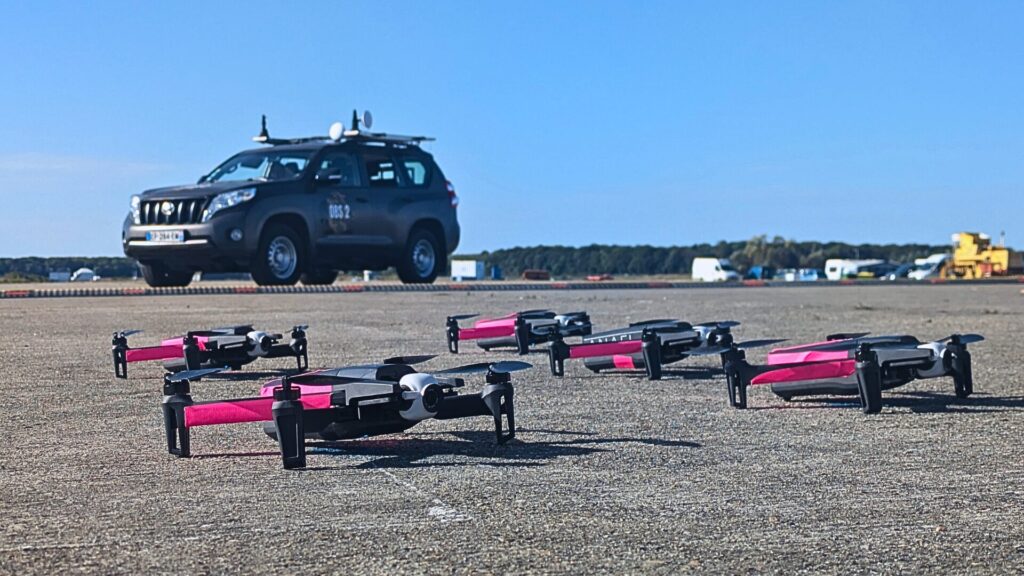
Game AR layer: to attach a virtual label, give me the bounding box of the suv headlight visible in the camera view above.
[202,187,256,222]
[130,195,141,225]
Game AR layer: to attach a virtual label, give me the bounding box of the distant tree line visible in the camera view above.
[460,236,949,278]
[0,257,139,280]
[0,236,950,280]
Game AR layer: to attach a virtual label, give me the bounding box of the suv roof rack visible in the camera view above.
[252,112,434,147]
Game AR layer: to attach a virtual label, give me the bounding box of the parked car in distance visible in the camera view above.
[774,268,820,282]
[744,265,777,280]
[884,263,915,280]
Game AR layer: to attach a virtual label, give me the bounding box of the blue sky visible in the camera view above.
[0,1,1021,256]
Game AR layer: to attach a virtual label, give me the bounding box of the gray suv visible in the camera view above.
[122,116,460,287]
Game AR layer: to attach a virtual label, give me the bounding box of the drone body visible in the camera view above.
[446,310,591,354]
[159,358,526,469]
[546,319,756,380]
[112,324,308,378]
[721,333,981,413]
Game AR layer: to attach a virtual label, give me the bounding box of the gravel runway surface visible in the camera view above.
[1,285,1022,574]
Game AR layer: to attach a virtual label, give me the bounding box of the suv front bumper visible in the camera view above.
[123,212,251,269]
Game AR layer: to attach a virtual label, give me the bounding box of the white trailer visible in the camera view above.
[824,259,884,281]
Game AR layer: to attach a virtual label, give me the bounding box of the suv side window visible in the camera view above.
[364,155,398,188]
[316,151,361,187]
[400,157,431,187]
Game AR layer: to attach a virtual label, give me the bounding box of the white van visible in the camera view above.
[691,258,740,282]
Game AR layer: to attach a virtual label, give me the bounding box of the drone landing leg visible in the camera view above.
[481,378,515,444]
[948,336,973,398]
[514,317,530,356]
[721,347,748,409]
[641,330,662,381]
[112,335,128,379]
[272,381,306,469]
[446,318,460,354]
[161,377,194,457]
[855,345,883,415]
[549,339,568,377]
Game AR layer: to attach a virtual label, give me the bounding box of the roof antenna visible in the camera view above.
[351,109,360,132]
[254,114,270,143]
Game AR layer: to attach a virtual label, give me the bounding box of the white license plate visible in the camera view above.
[145,230,186,243]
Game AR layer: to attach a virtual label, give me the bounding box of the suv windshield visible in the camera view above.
[205,150,313,183]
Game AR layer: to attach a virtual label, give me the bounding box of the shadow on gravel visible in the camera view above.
[746,391,1024,414]
[308,429,700,469]
[886,391,1024,414]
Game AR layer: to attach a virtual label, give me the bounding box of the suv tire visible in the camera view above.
[300,269,338,286]
[397,228,443,284]
[251,223,306,286]
[140,262,193,288]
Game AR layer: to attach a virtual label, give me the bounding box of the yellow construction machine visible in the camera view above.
[949,232,1022,278]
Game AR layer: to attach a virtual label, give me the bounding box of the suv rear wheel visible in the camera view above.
[300,269,338,285]
[251,223,306,286]
[140,262,193,288]
[397,228,443,284]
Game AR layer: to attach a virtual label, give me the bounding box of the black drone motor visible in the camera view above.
[289,326,309,372]
[112,332,129,379]
[514,316,531,356]
[182,333,202,371]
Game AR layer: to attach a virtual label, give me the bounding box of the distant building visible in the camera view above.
[48,271,71,282]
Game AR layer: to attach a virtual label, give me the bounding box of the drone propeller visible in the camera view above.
[167,366,228,383]
[696,321,740,329]
[517,309,552,316]
[384,354,437,366]
[447,313,479,322]
[735,338,788,350]
[287,372,397,386]
[827,332,871,341]
[628,319,679,327]
[116,329,144,337]
[940,333,984,345]
[435,361,533,375]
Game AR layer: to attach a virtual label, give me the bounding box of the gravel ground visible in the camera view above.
[1,285,1022,575]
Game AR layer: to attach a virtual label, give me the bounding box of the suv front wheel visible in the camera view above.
[140,262,193,288]
[251,223,306,286]
[397,228,443,284]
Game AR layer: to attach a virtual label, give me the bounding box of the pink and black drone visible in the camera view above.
[719,333,983,413]
[545,319,782,380]
[158,356,528,469]
[112,324,309,378]
[445,309,591,355]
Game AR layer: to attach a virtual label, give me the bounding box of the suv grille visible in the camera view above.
[140,199,207,225]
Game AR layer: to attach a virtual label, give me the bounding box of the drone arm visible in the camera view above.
[183,393,331,427]
[434,383,515,444]
[126,345,186,363]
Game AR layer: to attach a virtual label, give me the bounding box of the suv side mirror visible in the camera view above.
[314,172,342,186]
